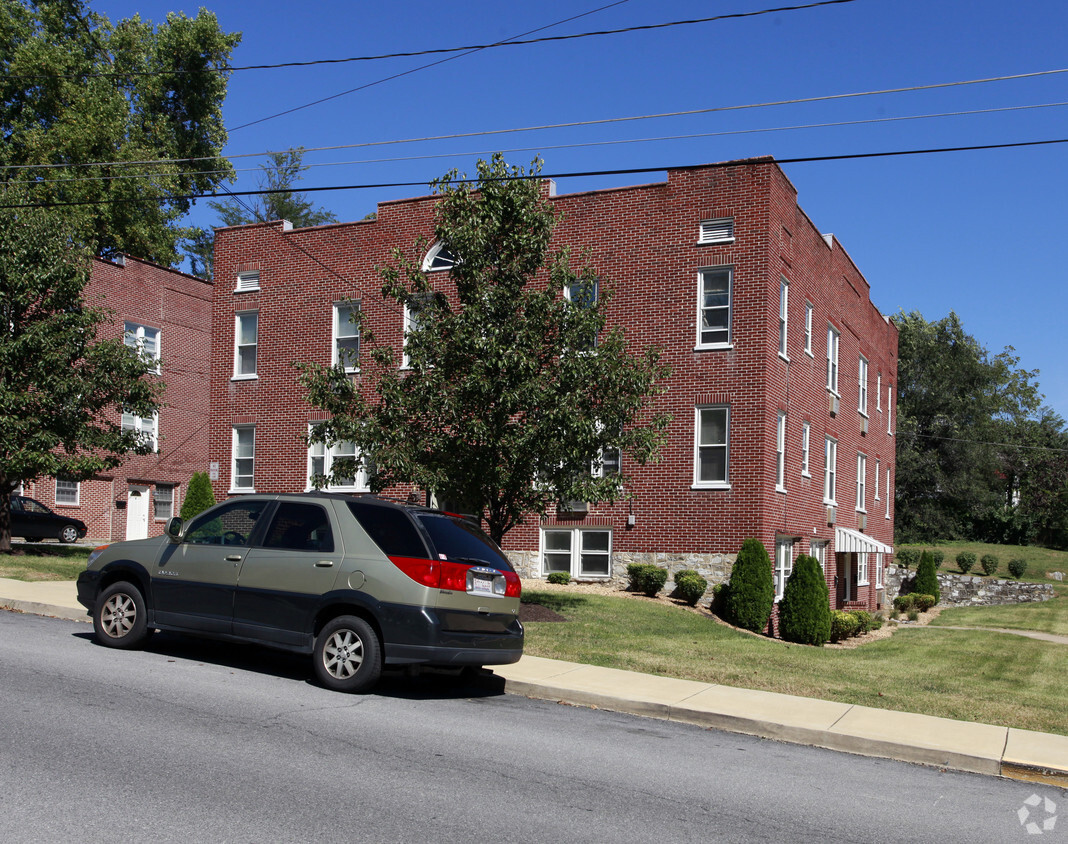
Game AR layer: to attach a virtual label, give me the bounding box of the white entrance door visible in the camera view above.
[126,485,150,540]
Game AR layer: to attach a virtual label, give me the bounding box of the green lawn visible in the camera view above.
[0,545,91,581]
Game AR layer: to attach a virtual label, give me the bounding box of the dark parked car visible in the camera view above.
[77,493,523,693]
[10,495,87,544]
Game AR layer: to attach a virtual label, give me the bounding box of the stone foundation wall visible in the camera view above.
[885,565,1054,607]
[507,550,735,595]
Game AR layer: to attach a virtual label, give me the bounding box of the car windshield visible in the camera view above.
[414,513,514,573]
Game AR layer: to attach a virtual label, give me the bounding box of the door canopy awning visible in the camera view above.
[835,526,893,555]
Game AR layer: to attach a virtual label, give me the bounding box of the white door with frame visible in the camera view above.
[126,485,150,540]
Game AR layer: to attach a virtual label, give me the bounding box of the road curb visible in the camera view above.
[0,598,89,623]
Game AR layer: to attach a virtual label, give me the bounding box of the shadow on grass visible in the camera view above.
[521,591,593,612]
[3,543,90,560]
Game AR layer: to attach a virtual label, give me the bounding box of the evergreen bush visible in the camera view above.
[829,610,860,642]
[895,548,919,570]
[1008,558,1028,579]
[956,551,977,574]
[627,564,668,597]
[725,539,775,633]
[179,472,216,520]
[546,571,571,585]
[980,553,999,576]
[672,570,708,606]
[913,551,940,605]
[778,554,831,646]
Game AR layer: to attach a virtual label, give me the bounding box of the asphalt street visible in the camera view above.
[1,610,1062,843]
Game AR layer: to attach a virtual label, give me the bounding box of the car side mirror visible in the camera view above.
[165,517,184,543]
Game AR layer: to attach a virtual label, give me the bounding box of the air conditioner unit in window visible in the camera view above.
[829,393,839,416]
[559,500,588,514]
[860,417,868,436]
[826,506,836,525]
[858,512,867,531]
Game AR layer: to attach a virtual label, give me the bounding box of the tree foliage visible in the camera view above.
[778,554,831,646]
[0,0,239,266]
[185,147,339,279]
[298,154,669,543]
[913,550,940,605]
[0,199,162,550]
[179,471,216,521]
[725,538,775,633]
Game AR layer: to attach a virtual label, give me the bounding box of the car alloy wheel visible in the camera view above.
[314,615,382,693]
[93,582,150,649]
[60,525,80,544]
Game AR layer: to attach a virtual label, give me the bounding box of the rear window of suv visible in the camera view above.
[346,500,428,558]
[414,513,515,573]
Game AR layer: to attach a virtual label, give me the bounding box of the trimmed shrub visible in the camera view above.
[851,610,875,634]
[913,593,937,612]
[980,554,999,576]
[931,550,945,569]
[179,471,216,520]
[778,554,831,646]
[1008,558,1028,579]
[546,571,571,586]
[913,551,940,605]
[893,594,915,614]
[956,551,977,574]
[627,564,668,597]
[895,549,919,570]
[673,570,708,606]
[829,610,860,642]
[725,539,775,633]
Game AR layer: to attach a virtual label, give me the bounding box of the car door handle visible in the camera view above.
[315,560,334,568]
[225,555,242,562]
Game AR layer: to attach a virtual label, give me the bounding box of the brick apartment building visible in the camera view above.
[20,254,212,542]
[210,156,897,614]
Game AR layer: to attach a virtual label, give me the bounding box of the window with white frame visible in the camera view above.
[826,325,840,394]
[774,538,794,601]
[233,311,258,378]
[154,485,174,520]
[591,446,620,478]
[307,431,372,492]
[541,528,612,578]
[874,458,881,500]
[694,405,729,487]
[235,270,260,292]
[824,437,837,504]
[811,539,828,570]
[422,242,458,272]
[124,322,160,373]
[122,411,158,450]
[876,373,882,411]
[775,412,786,492]
[565,278,599,351]
[698,218,734,244]
[402,294,436,369]
[333,302,360,372]
[858,356,868,416]
[801,421,811,476]
[857,551,869,586]
[231,426,255,491]
[885,467,891,518]
[804,302,814,355]
[697,267,732,348]
[55,478,79,506]
[887,384,893,434]
[856,452,867,512]
[778,277,789,358]
[875,552,884,588]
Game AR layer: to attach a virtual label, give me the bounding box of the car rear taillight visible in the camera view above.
[502,570,521,598]
[390,555,521,598]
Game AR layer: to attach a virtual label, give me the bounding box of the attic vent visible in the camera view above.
[236,270,260,292]
[698,218,734,244]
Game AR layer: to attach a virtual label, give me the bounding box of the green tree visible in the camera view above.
[0,199,162,550]
[179,471,216,520]
[913,550,940,605]
[298,154,669,544]
[185,147,339,279]
[778,554,831,645]
[0,0,239,266]
[724,538,775,633]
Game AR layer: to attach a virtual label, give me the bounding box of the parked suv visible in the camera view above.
[76,494,523,693]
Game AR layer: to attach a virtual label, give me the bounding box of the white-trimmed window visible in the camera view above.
[402,294,435,369]
[333,302,360,372]
[591,446,620,478]
[774,538,794,601]
[876,373,882,411]
[696,267,732,348]
[235,270,260,292]
[804,302,814,355]
[775,412,787,492]
[122,411,158,450]
[824,437,837,504]
[694,405,729,487]
[154,485,174,520]
[856,452,867,512]
[801,421,811,477]
[887,384,893,434]
[857,551,869,586]
[811,540,828,570]
[885,467,892,518]
[55,478,79,506]
[307,431,371,492]
[231,425,255,491]
[875,552,884,589]
[858,356,868,416]
[778,277,789,359]
[698,218,734,244]
[565,278,599,351]
[423,242,458,272]
[874,458,881,501]
[826,325,840,394]
[541,528,612,578]
[124,322,161,374]
[233,311,258,378]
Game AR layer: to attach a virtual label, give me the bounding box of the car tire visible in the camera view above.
[59,525,80,544]
[313,615,382,693]
[93,581,150,649]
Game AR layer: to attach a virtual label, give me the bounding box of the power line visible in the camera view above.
[1,0,856,81]
[900,431,1068,454]
[4,137,1067,210]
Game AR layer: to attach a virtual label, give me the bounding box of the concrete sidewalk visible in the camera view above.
[3,577,1066,786]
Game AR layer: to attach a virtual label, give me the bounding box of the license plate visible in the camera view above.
[471,573,495,594]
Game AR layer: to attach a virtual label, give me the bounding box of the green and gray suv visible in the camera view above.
[76,494,523,693]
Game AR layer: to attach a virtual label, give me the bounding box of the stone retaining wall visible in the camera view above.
[885,565,1055,607]
[507,550,735,592]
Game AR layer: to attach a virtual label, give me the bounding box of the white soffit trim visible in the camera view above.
[835,526,892,555]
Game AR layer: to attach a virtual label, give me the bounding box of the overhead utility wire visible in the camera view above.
[15,101,1068,188]
[10,68,1068,174]
[2,0,856,81]
[4,137,1067,210]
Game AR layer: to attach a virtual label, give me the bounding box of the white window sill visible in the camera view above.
[824,498,837,507]
[801,471,812,478]
[696,238,735,246]
[804,348,814,358]
[857,580,870,587]
[776,485,787,494]
[859,410,869,419]
[695,343,733,352]
[228,487,255,495]
[233,286,260,294]
[778,352,790,363]
[231,374,258,382]
[692,482,731,491]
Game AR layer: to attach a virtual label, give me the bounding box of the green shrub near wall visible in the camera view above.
[913,550,941,605]
[896,548,919,570]
[180,472,216,520]
[673,570,708,606]
[627,563,669,597]
[725,539,775,633]
[980,553,999,576]
[956,551,977,574]
[778,554,831,646]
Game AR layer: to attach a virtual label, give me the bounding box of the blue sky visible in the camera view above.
[97,0,1068,418]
